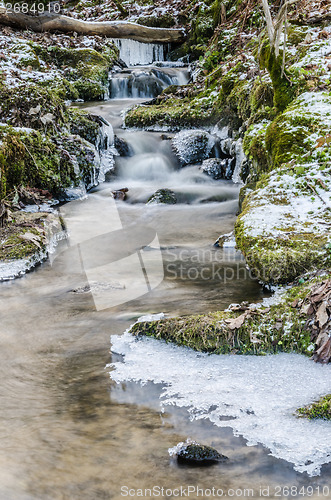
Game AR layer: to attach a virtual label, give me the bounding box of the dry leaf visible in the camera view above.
[40,113,55,125]
[224,312,248,330]
[315,330,329,348]
[19,232,41,249]
[29,104,41,115]
[316,301,329,328]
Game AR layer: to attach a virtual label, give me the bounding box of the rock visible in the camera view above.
[160,134,172,141]
[147,189,177,205]
[200,158,235,180]
[114,135,132,157]
[171,130,217,166]
[111,187,129,201]
[169,440,228,466]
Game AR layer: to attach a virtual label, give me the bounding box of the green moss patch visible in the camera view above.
[130,276,331,363]
[32,44,117,101]
[0,126,78,199]
[297,395,331,420]
[0,211,57,261]
[125,88,221,129]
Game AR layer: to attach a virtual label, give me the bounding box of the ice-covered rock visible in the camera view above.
[171,130,217,166]
[200,158,235,180]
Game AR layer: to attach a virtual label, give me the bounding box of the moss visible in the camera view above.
[249,79,274,113]
[137,14,176,28]
[235,220,328,283]
[297,395,331,420]
[32,44,118,101]
[265,119,309,168]
[0,127,76,198]
[12,42,41,70]
[287,26,309,46]
[188,0,222,46]
[66,108,100,145]
[130,278,318,356]
[0,212,51,261]
[0,82,65,129]
[125,92,221,129]
[259,41,295,111]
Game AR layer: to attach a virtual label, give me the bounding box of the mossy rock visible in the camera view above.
[67,108,101,145]
[174,441,228,465]
[0,82,65,129]
[0,126,76,198]
[32,44,118,101]
[147,188,177,205]
[125,89,221,130]
[12,42,41,70]
[0,212,56,261]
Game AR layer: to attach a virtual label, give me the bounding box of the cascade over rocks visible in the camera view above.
[171,130,218,166]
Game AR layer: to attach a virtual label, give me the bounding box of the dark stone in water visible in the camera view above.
[111,188,129,201]
[147,189,177,205]
[114,136,132,157]
[170,440,228,466]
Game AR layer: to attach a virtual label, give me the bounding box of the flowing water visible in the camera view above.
[0,41,330,499]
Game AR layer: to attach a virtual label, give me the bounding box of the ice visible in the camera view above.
[112,39,168,66]
[110,331,331,476]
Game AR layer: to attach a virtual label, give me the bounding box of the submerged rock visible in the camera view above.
[169,440,228,466]
[200,158,235,180]
[147,189,177,205]
[171,130,217,166]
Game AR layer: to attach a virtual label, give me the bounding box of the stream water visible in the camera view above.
[0,41,330,499]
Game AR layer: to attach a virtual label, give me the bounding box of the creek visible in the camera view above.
[0,39,330,499]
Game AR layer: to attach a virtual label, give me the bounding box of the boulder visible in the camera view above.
[171,130,217,166]
[114,135,132,157]
[147,189,177,205]
[169,440,228,466]
[200,158,235,180]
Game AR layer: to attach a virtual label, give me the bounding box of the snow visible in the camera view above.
[110,330,331,476]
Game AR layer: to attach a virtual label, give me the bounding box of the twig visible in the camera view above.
[305,177,326,205]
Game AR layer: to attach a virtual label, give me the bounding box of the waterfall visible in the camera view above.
[112,38,168,66]
[109,67,190,99]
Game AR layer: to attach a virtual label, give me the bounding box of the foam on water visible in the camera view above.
[110,328,331,476]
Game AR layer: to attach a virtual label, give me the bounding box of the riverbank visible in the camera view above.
[0,25,120,277]
[120,0,331,368]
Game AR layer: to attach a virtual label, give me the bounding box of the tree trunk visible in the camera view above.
[0,8,185,43]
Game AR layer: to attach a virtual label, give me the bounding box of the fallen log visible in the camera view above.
[0,8,185,43]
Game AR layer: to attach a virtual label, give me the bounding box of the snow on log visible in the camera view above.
[0,8,185,43]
